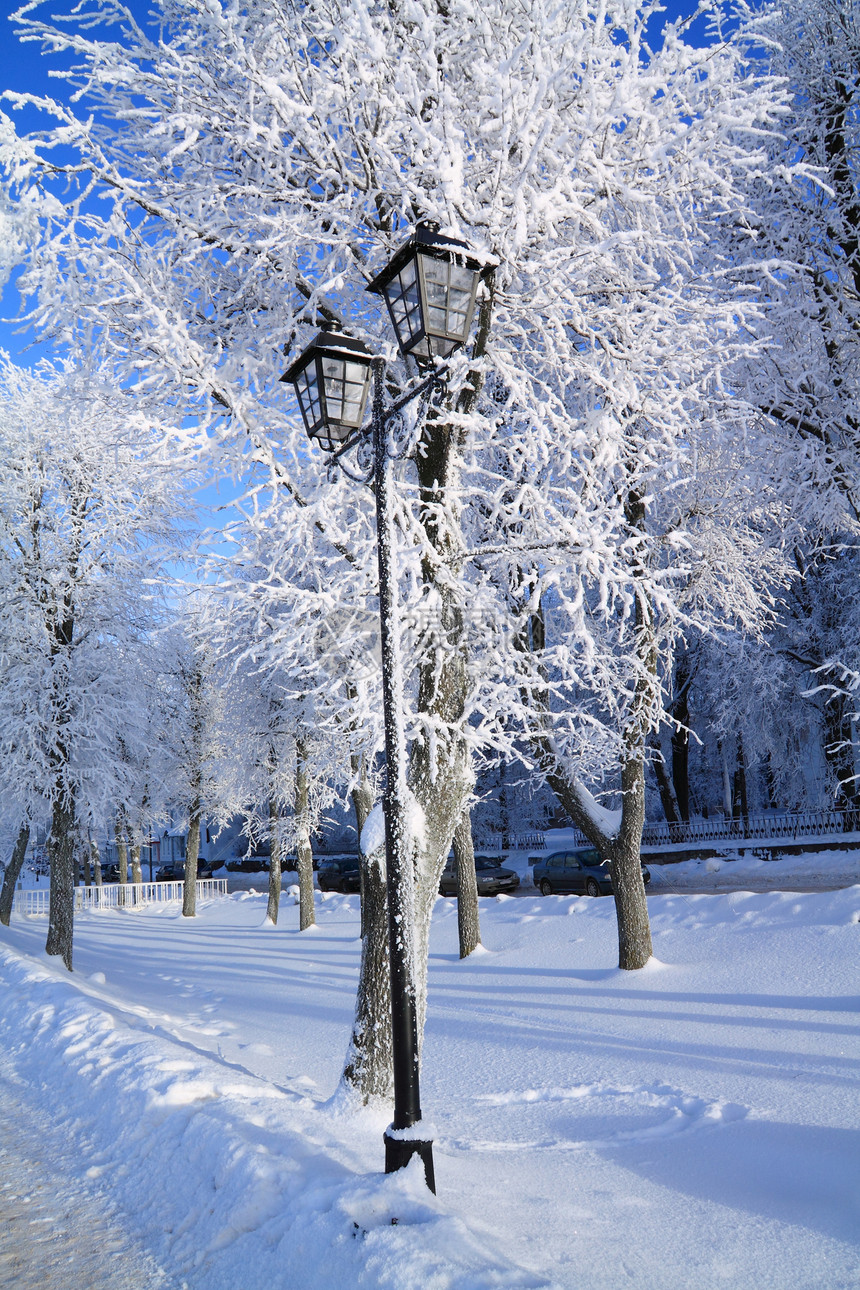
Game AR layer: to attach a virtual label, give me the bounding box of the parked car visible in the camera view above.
[439,855,520,897]
[156,859,215,882]
[532,849,650,896]
[317,857,361,893]
[225,857,269,874]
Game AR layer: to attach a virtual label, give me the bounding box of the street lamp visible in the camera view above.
[282,331,373,452]
[282,227,493,1195]
[366,222,484,364]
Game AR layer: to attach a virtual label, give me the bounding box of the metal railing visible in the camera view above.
[13,878,228,916]
[480,807,860,853]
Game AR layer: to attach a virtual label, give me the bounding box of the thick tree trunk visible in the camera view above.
[295,744,315,931]
[0,824,30,927]
[46,795,76,971]
[341,765,395,1101]
[266,797,281,925]
[341,847,393,1102]
[452,809,481,958]
[183,806,200,917]
[607,754,652,970]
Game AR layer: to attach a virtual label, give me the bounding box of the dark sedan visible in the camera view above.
[439,855,520,897]
[317,857,361,893]
[156,858,215,881]
[532,849,650,897]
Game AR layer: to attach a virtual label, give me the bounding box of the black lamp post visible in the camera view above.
[282,227,493,1195]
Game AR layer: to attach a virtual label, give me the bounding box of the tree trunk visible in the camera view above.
[607,753,653,970]
[91,838,102,887]
[0,824,30,927]
[266,797,281,925]
[115,815,128,885]
[719,740,733,817]
[341,845,392,1102]
[823,692,859,810]
[341,765,395,1101]
[650,734,679,826]
[183,806,200,917]
[46,795,76,971]
[527,596,653,968]
[733,733,750,832]
[452,809,481,958]
[130,839,142,885]
[295,743,315,931]
[671,652,691,822]
[499,760,511,849]
[82,839,92,887]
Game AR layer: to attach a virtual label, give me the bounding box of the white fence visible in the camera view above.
[13,878,229,916]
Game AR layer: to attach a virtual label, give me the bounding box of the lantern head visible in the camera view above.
[366,224,486,365]
[281,330,372,452]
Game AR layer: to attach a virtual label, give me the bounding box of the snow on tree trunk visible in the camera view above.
[453,810,481,959]
[81,840,91,887]
[405,296,494,1042]
[0,824,30,926]
[341,844,392,1103]
[130,839,142,886]
[46,794,76,971]
[183,806,200,918]
[341,768,394,1101]
[295,743,315,932]
[91,839,102,887]
[115,816,128,886]
[266,797,281,926]
[115,813,128,907]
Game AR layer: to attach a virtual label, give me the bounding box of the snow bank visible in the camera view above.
[0,921,543,1290]
[648,847,860,890]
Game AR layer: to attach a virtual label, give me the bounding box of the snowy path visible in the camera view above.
[0,1071,171,1289]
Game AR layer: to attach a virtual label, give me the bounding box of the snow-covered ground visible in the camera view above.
[647,848,860,892]
[0,877,858,1289]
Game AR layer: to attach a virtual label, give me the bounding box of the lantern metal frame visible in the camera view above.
[366,223,485,366]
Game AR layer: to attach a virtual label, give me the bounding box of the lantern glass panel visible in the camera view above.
[321,356,369,432]
[382,258,422,350]
[295,362,324,435]
[418,255,477,343]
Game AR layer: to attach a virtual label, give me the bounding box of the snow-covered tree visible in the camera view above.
[0,353,193,965]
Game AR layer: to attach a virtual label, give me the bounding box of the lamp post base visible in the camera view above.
[383,1130,436,1194]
